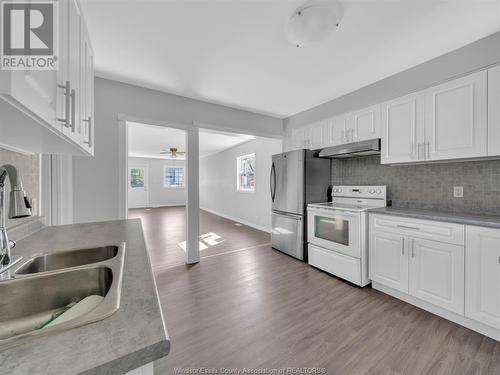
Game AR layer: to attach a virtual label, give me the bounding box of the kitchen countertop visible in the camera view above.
[0,219,170,375]
[369,206,500,229]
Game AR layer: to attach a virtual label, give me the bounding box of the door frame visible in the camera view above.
[128,163,150,209]
[117,115,200,265]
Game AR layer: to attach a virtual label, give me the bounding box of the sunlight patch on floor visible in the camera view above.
[178,232,224,252]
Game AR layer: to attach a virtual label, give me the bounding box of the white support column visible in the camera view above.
[186,126,200,264]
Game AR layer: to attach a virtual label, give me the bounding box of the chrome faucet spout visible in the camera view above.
[0,164,32,275]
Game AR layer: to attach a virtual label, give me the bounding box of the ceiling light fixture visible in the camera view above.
[286,0,344,48]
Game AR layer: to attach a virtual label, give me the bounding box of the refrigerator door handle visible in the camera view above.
[270,163,276,202]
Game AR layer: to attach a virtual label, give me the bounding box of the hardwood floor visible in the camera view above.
[128,206,270,269]
[136,207,500,374]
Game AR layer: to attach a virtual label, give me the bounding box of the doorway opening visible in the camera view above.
[124,120,282,269]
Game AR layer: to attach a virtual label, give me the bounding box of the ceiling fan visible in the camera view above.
[160,147,186,158]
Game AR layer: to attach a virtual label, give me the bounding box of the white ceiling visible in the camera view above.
[82,0,500,118]
[127,122,255,159]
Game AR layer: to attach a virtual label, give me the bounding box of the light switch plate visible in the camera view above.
[453,186,464,198]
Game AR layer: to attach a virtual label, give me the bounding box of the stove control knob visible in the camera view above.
[376,189,382,194]
[369,189,375,194]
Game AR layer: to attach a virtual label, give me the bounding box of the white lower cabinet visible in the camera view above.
[369,231,408,293]
[370,228,464,315]
[370,214,500,341]
[465,226,500,330]
[370,214,465,315]
[409,238,464,314]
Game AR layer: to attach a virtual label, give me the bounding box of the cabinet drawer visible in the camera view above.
[308,244,361,285]
[370,214,464,245]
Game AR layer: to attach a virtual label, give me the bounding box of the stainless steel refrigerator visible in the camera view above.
[270,149,331,260]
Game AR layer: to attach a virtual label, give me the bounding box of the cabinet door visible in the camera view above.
[488,65,500,156]
[80,21,94,153]
[381,92,424,164]
[309,121,329,150]
[351,105,381,142]
[424,71,487,161]
[465,226,500,329]
[369,230,408,293]
[409,238,464,314]
[329,115,350,145]
[9,0,68,131]
[64,0,82,143]
[292,128,306,150]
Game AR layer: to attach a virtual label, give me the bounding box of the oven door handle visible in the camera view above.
[309,209,359,217]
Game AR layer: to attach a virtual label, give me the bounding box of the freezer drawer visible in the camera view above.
[271,211,304,260]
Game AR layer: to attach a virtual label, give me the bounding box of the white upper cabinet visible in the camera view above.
[381,92,424,164]
[381,71,488,164]
[369,229,409,293]
[329,114,350,145]
[488,65,500,156]
[0,0,94,156]
[424,70,487,161]
[409,237,465,315]
[308,120,329,150]
[285,68,493,161]
[349,105,381,142]
[291,127,307,150]
[64,0,82,143]
[80,21,95,153]
[465,226,500,330]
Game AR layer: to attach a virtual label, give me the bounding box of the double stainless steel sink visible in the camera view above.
[0,243,125,350]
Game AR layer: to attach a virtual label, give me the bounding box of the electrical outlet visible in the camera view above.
[453,186,464,198]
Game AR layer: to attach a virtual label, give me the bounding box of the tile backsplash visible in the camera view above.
[0,148,39,228]
[332,155,500,216]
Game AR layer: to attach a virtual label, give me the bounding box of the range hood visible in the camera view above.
[318,139,380,159]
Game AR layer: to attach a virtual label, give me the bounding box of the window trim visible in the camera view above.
[163,165,185,188]
[236,153,256,193]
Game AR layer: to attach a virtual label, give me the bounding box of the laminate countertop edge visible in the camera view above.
[368,207,500,229]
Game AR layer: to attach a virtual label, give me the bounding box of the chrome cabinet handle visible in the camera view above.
[57,81,71,127]
[396,224,420,230]
[70,89,76,132]
[83,116,92,147]
[401,237,405,255]
[411,239,415,258]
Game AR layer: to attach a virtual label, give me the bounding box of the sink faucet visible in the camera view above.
[0,164,32,275]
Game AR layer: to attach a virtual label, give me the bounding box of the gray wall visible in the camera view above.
[73,78,283,223]
[332,156,500,216]
[0,148,39,228]
[128,157,186,207]
[285,31,500,129]
[200,137,282,231]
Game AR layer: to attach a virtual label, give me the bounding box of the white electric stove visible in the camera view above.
[307,185,387,286]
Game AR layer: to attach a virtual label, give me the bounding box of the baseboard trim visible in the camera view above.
[129,203,186,209]
[200,206,271,233]
[372,281,500,342]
